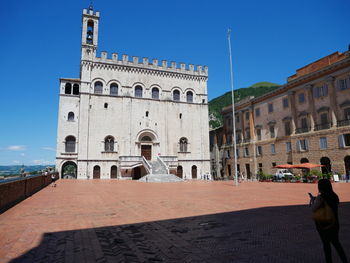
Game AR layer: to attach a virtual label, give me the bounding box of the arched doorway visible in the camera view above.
[111,165,118,179]
[300,158,309,163]
[191,165,197,179]
[140,136,152,160]
[61,161,77,179]
[320,157,331,174]
[133,167,141,180]
[93,165,100,179]
[177,166,183,178]
[344,156,350,176]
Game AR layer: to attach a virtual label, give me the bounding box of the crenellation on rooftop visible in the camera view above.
[92,51,208,76]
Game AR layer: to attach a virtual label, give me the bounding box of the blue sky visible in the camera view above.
[0,0,349,165]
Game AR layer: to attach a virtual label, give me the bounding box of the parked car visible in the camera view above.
[274,169,294,180]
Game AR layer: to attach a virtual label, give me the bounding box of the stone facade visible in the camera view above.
[211,49,350,179]
[56,7,210,179]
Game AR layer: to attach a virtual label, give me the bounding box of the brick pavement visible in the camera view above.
[0,180,349,262]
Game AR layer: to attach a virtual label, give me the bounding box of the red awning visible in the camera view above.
[272,163,325,169]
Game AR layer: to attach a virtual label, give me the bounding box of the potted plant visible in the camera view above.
[294,175,301,183]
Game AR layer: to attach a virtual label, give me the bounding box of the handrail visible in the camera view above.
[157,156,169,174]
[142,156,152,174]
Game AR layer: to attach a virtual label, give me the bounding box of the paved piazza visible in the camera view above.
[1,181,349,262]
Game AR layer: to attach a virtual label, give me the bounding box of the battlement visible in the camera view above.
[83,8,100,17]
[95,51,208,76]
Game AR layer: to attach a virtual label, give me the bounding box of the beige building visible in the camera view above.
[211,49,350,179]
[56,7,210,179]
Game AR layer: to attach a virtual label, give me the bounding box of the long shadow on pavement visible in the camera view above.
[11,202,350,263]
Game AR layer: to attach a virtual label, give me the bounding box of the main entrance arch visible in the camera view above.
[61,161,77,179]
[137,129,158,161]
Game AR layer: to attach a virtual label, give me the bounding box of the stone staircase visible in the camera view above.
[139,158,182,182]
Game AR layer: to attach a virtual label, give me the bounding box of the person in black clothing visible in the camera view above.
[310,179,348,263]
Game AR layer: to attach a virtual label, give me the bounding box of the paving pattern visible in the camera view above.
[1,180,350,262]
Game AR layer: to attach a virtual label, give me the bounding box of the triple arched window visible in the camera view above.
[104,136,115,152]
[179,137,188,152]
[65,136,76,153]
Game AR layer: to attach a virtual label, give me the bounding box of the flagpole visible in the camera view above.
[227,29,238,186]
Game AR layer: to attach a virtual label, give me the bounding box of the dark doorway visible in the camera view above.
[344,156,350,176]
[111,166,118,179]
[246,163,251,179]
[133,167,141,180]
[192,165,197,179]
[177,166,183,178]
[61,161,77,179]
[141,145,152,160]
[300,158,309,163]
[228,165,231,177]
[93,165,100,179]
[320,157,331,174]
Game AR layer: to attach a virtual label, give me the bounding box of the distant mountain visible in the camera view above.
[0,165,54,175]
[209,82,281,129]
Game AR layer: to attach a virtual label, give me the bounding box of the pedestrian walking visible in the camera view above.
[309,179,348,263]
[51,173,57,187]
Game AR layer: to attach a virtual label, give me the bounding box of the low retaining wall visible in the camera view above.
[0,173,58,213]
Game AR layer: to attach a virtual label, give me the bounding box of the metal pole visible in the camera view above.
[227,29,238,186]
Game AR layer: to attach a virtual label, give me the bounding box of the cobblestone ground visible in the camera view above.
[0,180,349,263]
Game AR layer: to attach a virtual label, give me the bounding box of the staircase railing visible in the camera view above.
[157,156,169,174]
[142,156,152,174]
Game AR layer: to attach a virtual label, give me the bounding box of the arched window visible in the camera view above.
[65,136,76,153]
[65,83,72,94]
[94,81,103,94]
[186,91,193,103]
[110,83,118,96]
[68,112,74,121]
[73,84,79,95]
[179,137,188,152]
[93,165,100,179]
[141,136,152,142]
[87,20,94,44]
[104,136,114,152]
[192,165,197,179]
[152,87,159,99]
[135,85,143,98]
[173,90,180,101]
[111,165,118,179]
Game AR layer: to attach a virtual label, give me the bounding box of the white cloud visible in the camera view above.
[32,159,53,165]
[7,145,26,151]
[41,147,56,152]
[13,160,20,164]
[20,153,25,156]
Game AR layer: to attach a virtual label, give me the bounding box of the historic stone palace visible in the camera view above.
[56,7,210,179]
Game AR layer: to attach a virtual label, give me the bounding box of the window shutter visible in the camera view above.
[297,140,301,152]
[305,140,309,150]
[339,135,345,148]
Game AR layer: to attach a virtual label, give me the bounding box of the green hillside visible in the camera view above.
[209,82,281,129]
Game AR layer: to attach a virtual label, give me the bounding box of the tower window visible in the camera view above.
[94,81,103,94]
[65,83,72,94]
[104,103,108,108]
[87,20,94,44]
[68,112,74,121]
[146,111,149,117]
[65,136,76,153]
[135,85,143,98]
[173,90,180,101]
[179,113,182,119]
[73,84,79,95]
[179,137,188,152]
[152,87,159,99]
[110,83,118,96]
[186,91,193,103]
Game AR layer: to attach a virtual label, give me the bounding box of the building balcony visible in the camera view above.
[314,123,331,131]
[337,119,350,127]
[295,127,310,134]
[243,138,251,143]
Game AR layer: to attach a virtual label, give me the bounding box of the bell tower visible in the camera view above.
[81,6,100,61]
